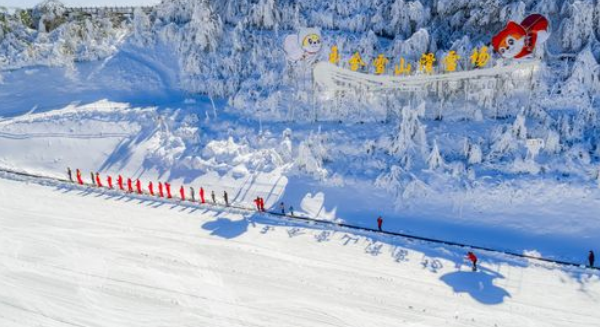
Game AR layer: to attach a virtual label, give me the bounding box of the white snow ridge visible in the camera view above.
[1,1,600,326]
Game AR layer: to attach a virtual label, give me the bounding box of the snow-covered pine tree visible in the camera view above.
[559,0,595,52]
[390,103,428,167]
[250,0,280,30]
[512,113,527,140]
[427,140,444,170]
[188,0,223,52]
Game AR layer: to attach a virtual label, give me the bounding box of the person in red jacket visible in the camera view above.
[158,182,164,198]
[467,252,478,271]
[259,197,265,212]
[254,197,261,211]
[118,175,124,191]
[165,182,172,199]
[136,179,142,194]
[76,169,84,185]
[148,181,154,196]
[127,178,133,193]
[179,186,185,201]
[95,172,103,187]
[107,175,113,189]
[377,216,383,231]
[200,187,205,204]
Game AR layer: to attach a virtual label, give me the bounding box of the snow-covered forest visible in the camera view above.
[3,0,600,233]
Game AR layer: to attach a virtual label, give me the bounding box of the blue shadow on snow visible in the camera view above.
[439,266,511,305]
[202,217,248,239]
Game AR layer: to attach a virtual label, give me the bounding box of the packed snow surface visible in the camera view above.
[0,176,599,327]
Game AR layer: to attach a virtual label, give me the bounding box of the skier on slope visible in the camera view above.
[91,172,96,186]
[190,187,195,202]
[76,169,83,185]
[165,182,172,198]
[67,167,73,182]
[377,216,383,231]
[200,187,205,204]
[467,251,478,272]
[118,175,124,191]
[107,175,113,189]
[95,172,103,187]
[289,206,294,216]
[590,250,595,268]
[259,197,265,212]
[136,179,142,194]
[148,181,154,196]
[224,191,229,206]
[127,178,133,193]
[280,202,285,214]
[158,182,164,198]
[180,186,185,201]
[211,190,216,204]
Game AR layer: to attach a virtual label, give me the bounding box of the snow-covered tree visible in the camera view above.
[490,126,518,159]
[187,0,223,52]
[559,0,595,52]
[294,131,329,180]
[387,0,430,37]
[545,130,561,154]
[375,165,404,197]
[278,128,293,161]
[525,138,544,162]
[390,103,428,167]
[427,140,444,170]
[32,0,66,33]
[512,113,527,140]
[563,46,600,96]
[468,143,483,165]
[250,0,280,30]
[132,8,152,46]
[500,1,526,22]
[156,0,196,25]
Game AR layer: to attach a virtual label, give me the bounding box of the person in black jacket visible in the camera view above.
[589,250,595,268]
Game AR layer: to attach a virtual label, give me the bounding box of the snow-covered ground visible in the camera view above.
[2,1,600,324]
[1,58,600,263]
[1,175,599,327]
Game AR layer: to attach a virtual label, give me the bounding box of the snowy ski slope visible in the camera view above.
[0,175,599,327]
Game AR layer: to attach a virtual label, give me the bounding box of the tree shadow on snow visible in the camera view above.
[440,266,511,305]
[201,216,248,239]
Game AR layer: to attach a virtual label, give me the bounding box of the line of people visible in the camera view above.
[68,168,294,217]
[375,216,596,270]
[68,167,237,207]
[68,168,597,270]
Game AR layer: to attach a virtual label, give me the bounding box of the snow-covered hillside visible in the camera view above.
[0,175,598,327]
[1,1,600,324]
[1,0,600,260]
